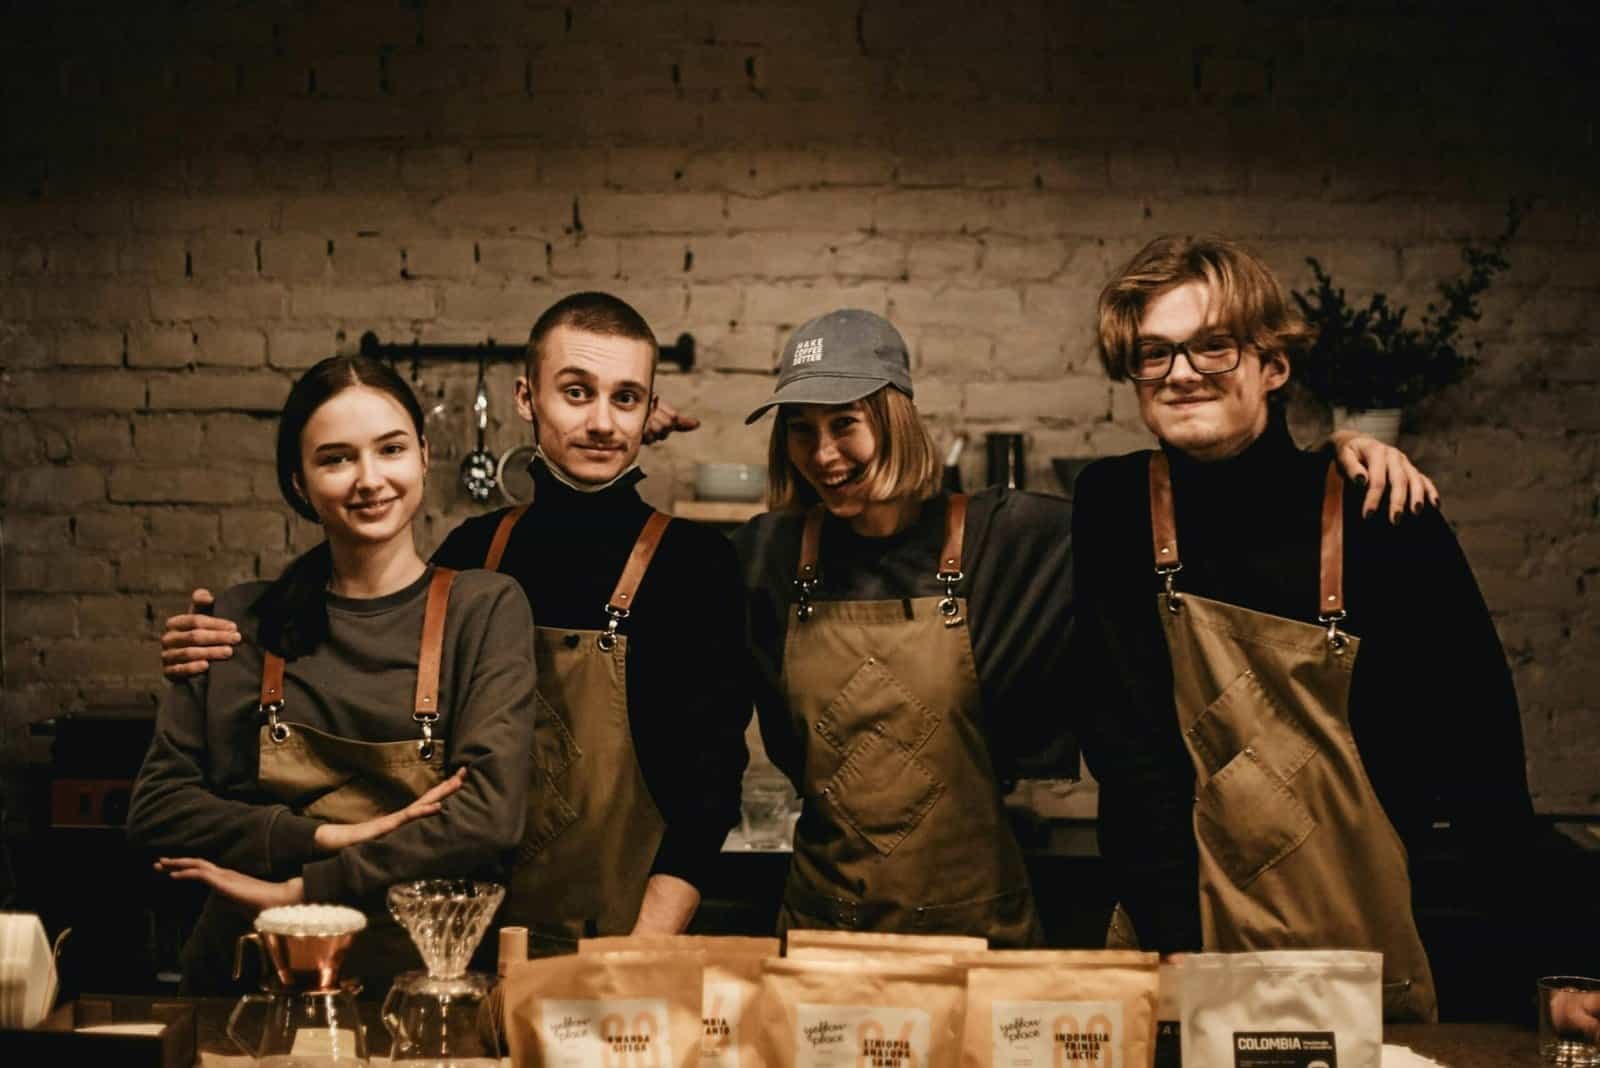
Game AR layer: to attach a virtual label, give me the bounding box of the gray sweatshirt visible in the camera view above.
[128,565,537,905]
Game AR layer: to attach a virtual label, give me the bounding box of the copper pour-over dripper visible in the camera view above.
[234,905,369,993]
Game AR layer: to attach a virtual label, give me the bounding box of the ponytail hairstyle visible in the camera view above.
[251,355,426,658]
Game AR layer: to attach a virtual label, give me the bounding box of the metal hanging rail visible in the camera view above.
[358,331,696,372]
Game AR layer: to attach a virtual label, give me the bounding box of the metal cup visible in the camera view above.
[1540,976,1600,1067]
[235,928,360,994]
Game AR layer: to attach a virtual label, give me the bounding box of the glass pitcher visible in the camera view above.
[382,971,499,1065]
[227,985,369,1068]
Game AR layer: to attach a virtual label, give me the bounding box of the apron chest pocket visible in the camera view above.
[823,729,943,856]
[1187,669,1317,781]
[1194,747,1315,887]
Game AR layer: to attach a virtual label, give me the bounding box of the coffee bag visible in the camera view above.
[960,950,1159,1068]
[504,949,703,1068]
[758,955,965,1068]
[785,929,987,962]
[580,936,781,1068]
[1178,951,1382,1068]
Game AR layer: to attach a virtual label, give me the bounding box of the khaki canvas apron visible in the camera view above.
[1141,452,1437,1021]
[190,567,455,990]
[485,505,671,956]
[776,495,1043,947]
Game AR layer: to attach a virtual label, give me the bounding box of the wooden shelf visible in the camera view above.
[673,500,765,523]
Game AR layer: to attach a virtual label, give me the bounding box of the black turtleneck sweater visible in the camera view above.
[1068,413,1536,954]
[431,461,750,891]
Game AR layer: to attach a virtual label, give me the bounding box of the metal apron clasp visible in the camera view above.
[936,569,964,627]
[413,709,440,760]
[597,603,629,651]
[261,700,290,744]
[793,577,816,622]
[1156,563,1184,612]
[1319,609,1349,652]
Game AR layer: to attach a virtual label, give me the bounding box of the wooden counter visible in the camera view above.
[1386,1021,1542,1066]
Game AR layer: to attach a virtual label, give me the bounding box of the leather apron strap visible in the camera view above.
[794,506,825,619]
[598,511,672,650]
[1148,452,1183,607]
[1148,452,1348,646]
[936,493,968,625]
[259,567,457,755]
[1317,460,1349,647]
[794,494,969,621]
[484,505,530,572]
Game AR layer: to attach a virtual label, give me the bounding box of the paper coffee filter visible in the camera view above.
[254,904,368,937]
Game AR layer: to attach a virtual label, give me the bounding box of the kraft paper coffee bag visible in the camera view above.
[581,935,781,1068]
[785,929,987,962]
[758,955,965,1068]
[504,949,703,1068]
[959,950,1159,1068]
[1178,951,1382,1068]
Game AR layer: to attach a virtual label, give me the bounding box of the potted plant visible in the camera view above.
[1291,201,1525,443]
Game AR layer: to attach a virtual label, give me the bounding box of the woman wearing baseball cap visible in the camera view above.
[735,308,1076,944]
[732,307,1430,946]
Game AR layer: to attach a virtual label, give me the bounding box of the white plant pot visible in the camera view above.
[1332,406,1402,446]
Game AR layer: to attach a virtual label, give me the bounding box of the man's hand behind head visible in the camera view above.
[161,588,241,679]
[643,397,702,445]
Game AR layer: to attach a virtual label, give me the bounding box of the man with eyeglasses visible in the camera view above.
[1067,235,1538,1021]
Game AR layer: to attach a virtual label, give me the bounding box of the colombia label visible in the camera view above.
[1233,1030,1338,1068]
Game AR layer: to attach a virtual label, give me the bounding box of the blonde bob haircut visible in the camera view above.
[765,385,941,513]
[1096,234,1315,382]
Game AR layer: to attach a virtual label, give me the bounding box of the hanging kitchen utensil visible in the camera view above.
[497,443,540,505]
[460,360,498,503]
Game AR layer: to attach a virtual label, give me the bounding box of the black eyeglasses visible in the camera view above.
[1125,331,1242,382]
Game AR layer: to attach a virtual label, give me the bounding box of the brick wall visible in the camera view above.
[1,2,1595,815]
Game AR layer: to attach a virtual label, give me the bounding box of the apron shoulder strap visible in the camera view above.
[415,566,457,719]
[1318,460,1347,641]
[606,511,673,615]
[1148,451,1179,572]
[797,505,824,583]
[260,650,287,742]
[935,493,969,624]
[792,506,826,621]
[484,505,530,571]
[258,567,459,745]
[1148,452,1184,608]
[939,493,968,578]
[598,512,672,649]
[260,653,285,709]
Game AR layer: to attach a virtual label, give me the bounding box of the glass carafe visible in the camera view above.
[382,971,498,1066]
[228,986,368,1067]
[382,880,505,1066]
[229,904,371,1067]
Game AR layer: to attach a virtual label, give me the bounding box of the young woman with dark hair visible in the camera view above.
[128,355,538,992]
